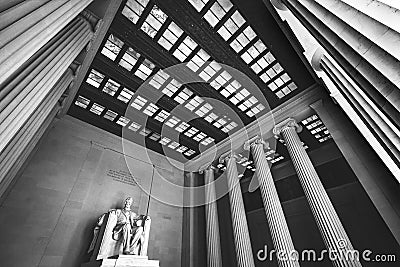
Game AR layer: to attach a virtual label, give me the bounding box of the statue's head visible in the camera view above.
[124,197,134,209]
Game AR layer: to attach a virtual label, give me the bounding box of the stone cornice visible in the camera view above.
[185,83,325,171]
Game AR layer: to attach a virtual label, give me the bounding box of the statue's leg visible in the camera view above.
[122,224,132,254]
[130,227,144,248]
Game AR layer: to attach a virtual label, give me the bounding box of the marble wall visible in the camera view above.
[0,116,184,267]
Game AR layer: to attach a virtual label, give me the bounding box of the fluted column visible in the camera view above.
[274,119,362,267]
[203,166,223,267]
[311,49,400,173]
[275,0,400,127]
[244,138,299,267]
[219,152,255,267]
[0,14,94,196]
[0,0,94,87]
[0,15,93,153]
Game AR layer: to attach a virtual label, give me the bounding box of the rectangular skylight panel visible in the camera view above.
[204,112,218,123]
[86,69,105,88]
[139,128,151,136]
[218,0,233,12]
[185,96,204,111]
[165,116,181,127]
[100,112,116,124]
[276,90,285,99]
[149,132,161,141]
[273,62,284,73]
[187,49,210,72]
[204,3,223,27]
[173,36,198,62]
[119,47,140,71]
[175,122,190,132]
[184,127,199,137]
[185,149,196,156]
[281,73,291,83]
[195,103,213,117]
[193,132,207,141]
[102,79,120,96]
[258,57,269,69]
[162,83,178,97]
[288,82,297,91]
[274,77,284,88]
[281,86,290,95]
[149,70,169,89]
[168,141,180,149]
[268,83,278,92]
[159,137,171,145]
[201,137,215,146]
[116,116,130,126]
[266,68,277,79]
[117,88,134,103]
[174,87,193,104]
[141,5,168,38]
[252,103,265,115]
[254,39,267,53]
[231,27,255,53]
[143,103,159,116]
[131,95,148,110]
[247,45,260,59]
[260,73,270,83]
[251,62,263,74]
[218,11,245,41]
[158,22,184,51]
[134,59,154,80]
[176,146,188,153]
[302,115,318,125]
[129,122,141,131]
[90,103,105,115]
[155,110,170,122]
[307,120,322,130]
[213,118,227,128]
[222,121,238,132]
[75,95,90,109]
[122,0,150,24]
[264,52,275,64]
[101,34,124,61]
[188,0,210,12]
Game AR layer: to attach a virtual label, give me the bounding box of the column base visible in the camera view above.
[82,255,160,267]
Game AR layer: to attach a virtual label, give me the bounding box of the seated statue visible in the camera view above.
[88,197,151,260]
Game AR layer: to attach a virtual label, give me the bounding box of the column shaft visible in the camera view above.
[249,141,299,266]
[223,154,255,267]
[0,16,93,153]
[319,54,400,166]
[0,69,74,196]
[204,168,223,267]
[281,0,400,127]
[0,0,94,87]
[275,119,362,267]
[310,98,400,244]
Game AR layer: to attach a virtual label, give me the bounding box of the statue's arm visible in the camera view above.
[88,213,107,253]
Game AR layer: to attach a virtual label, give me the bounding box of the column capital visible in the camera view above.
[273,118,302,136]
[311,48,325,71]
[199,164,215,174]
[268,0,288,11]
[243,135,269,151]
[219,151,238,164]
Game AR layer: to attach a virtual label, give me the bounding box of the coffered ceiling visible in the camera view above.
[68,0,330,167]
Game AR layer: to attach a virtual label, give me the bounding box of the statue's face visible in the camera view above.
[124,198,133,208]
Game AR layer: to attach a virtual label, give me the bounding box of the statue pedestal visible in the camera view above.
[82,255,160,267]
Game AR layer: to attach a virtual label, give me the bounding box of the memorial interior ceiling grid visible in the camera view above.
[68,0,333,176]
